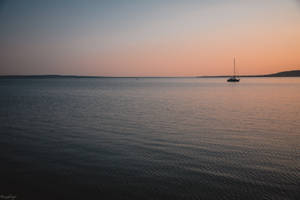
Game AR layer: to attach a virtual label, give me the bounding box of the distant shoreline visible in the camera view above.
[0,75,191,79]
[0,70,299,79]
[197,70,300,78]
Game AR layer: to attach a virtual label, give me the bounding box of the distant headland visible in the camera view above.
[261,70,300,77]
[197,70,300,78]
[0,70,300,79]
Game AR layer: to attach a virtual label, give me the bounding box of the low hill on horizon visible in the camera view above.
[262,70,300,77]
[197,70,300,78]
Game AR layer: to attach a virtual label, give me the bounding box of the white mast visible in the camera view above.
[233,57,236,77]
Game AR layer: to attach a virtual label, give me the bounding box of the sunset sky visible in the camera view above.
[1,0,300,76]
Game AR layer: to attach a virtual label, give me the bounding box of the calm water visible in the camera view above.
[0,78,299,200]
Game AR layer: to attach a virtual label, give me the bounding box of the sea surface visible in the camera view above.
[0,77,299,200]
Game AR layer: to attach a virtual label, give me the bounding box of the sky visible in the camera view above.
[0,0,300,76]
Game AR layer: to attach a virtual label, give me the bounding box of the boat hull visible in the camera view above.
[227,78,240,82]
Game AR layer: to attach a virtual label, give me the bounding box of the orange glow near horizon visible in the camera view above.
[80,25,300,76]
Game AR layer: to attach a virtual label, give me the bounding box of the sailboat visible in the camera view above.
[227,57,240,82]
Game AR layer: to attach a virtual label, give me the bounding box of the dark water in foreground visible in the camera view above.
[0,78,299,200]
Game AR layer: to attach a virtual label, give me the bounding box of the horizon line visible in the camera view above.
[1,70,300,78]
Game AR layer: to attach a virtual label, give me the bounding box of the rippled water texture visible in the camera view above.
[0,78,299,200]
